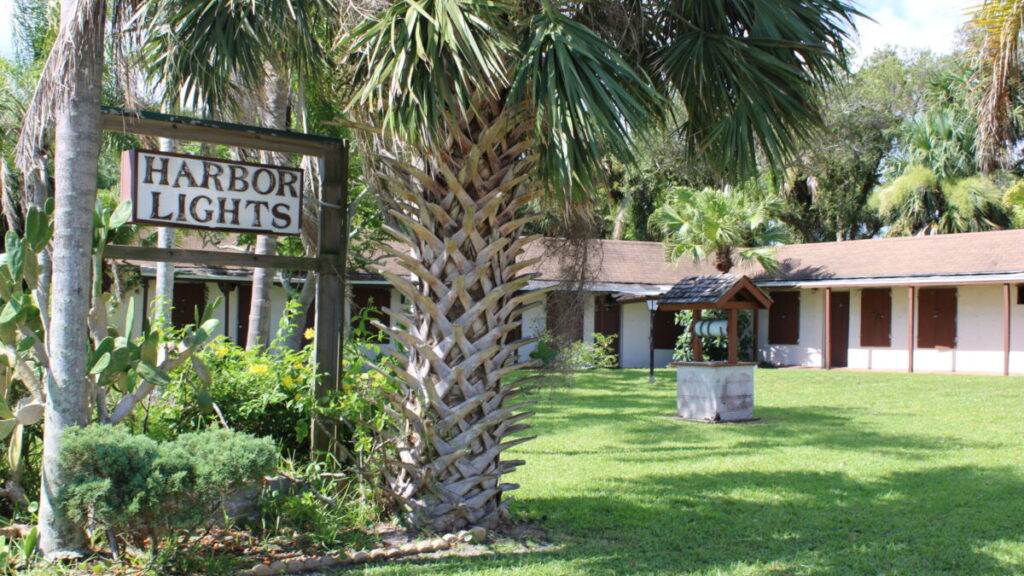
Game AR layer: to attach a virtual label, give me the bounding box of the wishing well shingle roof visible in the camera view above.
[661,274,746,305]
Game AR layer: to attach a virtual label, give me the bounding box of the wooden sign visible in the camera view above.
[120,149,303,235]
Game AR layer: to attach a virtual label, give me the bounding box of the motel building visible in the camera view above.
[112,228,1024,376]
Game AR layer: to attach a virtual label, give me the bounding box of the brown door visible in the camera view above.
[235,284,252,348]
[829,291,850,368]
[593,294,621,364]
[172,283,207,330]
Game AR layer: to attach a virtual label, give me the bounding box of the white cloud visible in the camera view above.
[852,0,974,63]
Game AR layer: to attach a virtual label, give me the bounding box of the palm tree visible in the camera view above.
[136,0,335,349]
[15,0,105,558]
[968,0,1024,171]
[341,0,858,530]
[872,109,1011,235]
[651,185,789,273]
[870,166,1009,235]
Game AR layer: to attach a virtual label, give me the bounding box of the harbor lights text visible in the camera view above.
[121,149,303,235]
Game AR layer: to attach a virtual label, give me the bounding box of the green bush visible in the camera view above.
[159,305,397,461]
[59,425,275,548]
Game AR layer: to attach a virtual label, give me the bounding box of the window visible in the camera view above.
[1017,284,1024,305]
[917,288,957,349]
[653,310,684,349]
[860,289,892,347]
[768,291,800,345]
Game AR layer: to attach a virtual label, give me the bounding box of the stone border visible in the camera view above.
[243,527,487,575]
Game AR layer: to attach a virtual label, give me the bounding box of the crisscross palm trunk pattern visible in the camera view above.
[373,95,547,531]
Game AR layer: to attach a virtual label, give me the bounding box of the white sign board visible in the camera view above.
[120,149,303,235]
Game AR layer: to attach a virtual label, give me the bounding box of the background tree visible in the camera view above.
[342,0,859,530]
[780,48,953,241]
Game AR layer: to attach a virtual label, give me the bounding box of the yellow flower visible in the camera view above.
[304,328,316,340]
[292,361,305,370]
[213,345,228,358]
[282,376,294,387]
[247,364,270,376]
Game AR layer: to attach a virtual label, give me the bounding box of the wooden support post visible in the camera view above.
[907,286,915,373]
[752,309,760,364]
[824,287,832,370]
[1004,283,1011,376]
[727,309,738,364]
[691,309,703,361]
[312,144,349,453]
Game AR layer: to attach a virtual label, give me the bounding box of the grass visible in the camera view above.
[347,368,1024,576]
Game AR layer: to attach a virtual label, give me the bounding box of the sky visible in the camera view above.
[851,0,975,64]
[0,0,977,63]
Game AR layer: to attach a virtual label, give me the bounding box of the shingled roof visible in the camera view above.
[658,274,772,310]
[518,229,1024,287]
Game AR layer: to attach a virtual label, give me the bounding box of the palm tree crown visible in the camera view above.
[651,185,789,273]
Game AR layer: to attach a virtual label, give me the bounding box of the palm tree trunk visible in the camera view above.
[373,96,544,531]
[245,70,290,350]
[245,235,277,350]
[154,138,176,331]
[38,0,104,559]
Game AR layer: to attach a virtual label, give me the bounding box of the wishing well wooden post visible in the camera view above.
[312,143,349,453]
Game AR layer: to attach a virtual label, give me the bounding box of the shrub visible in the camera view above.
[59,425,276,550]
[160,305,397,461]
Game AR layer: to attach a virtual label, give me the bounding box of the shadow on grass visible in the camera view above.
[356,465,1023,576]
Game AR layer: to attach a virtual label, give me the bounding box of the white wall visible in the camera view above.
[759,289,824,368]
[518,296,547,361]
[759,284,1024,375]
[619,301,676,369]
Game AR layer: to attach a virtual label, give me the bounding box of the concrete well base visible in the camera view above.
[671,362,756,422]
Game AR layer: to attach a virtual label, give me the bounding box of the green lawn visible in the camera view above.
[352,369,1024,576]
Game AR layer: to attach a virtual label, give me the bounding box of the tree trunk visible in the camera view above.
[611,200,628,240]
[373,95,543,531]
[245,236,276,350]
[154,139,176,331]
[245,71,290,350]
[38,0,105,559]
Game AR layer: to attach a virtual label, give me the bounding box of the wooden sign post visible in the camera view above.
[100,107,348,453]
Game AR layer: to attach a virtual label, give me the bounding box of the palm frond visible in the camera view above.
[509,3,667,198]
[134,0,335,113]
[968,0,1024,172]
[344,0,514,146]
[652,0,860,179]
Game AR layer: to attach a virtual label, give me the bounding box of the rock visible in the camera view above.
[349,550,370,563]
[369,548,388,561]
[431,538,451,551]
[268,560,287,574]
[442,533,460,545]
[462,526,487,543]
[399,542,419,554]
[415,541,435,554]
[384,548,404,559]
[250,564,274,576]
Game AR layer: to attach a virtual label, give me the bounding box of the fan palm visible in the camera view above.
[341,0,858,530]
[871,165,1009,235]
[874,109,1010,235]
[651,185,789,273]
